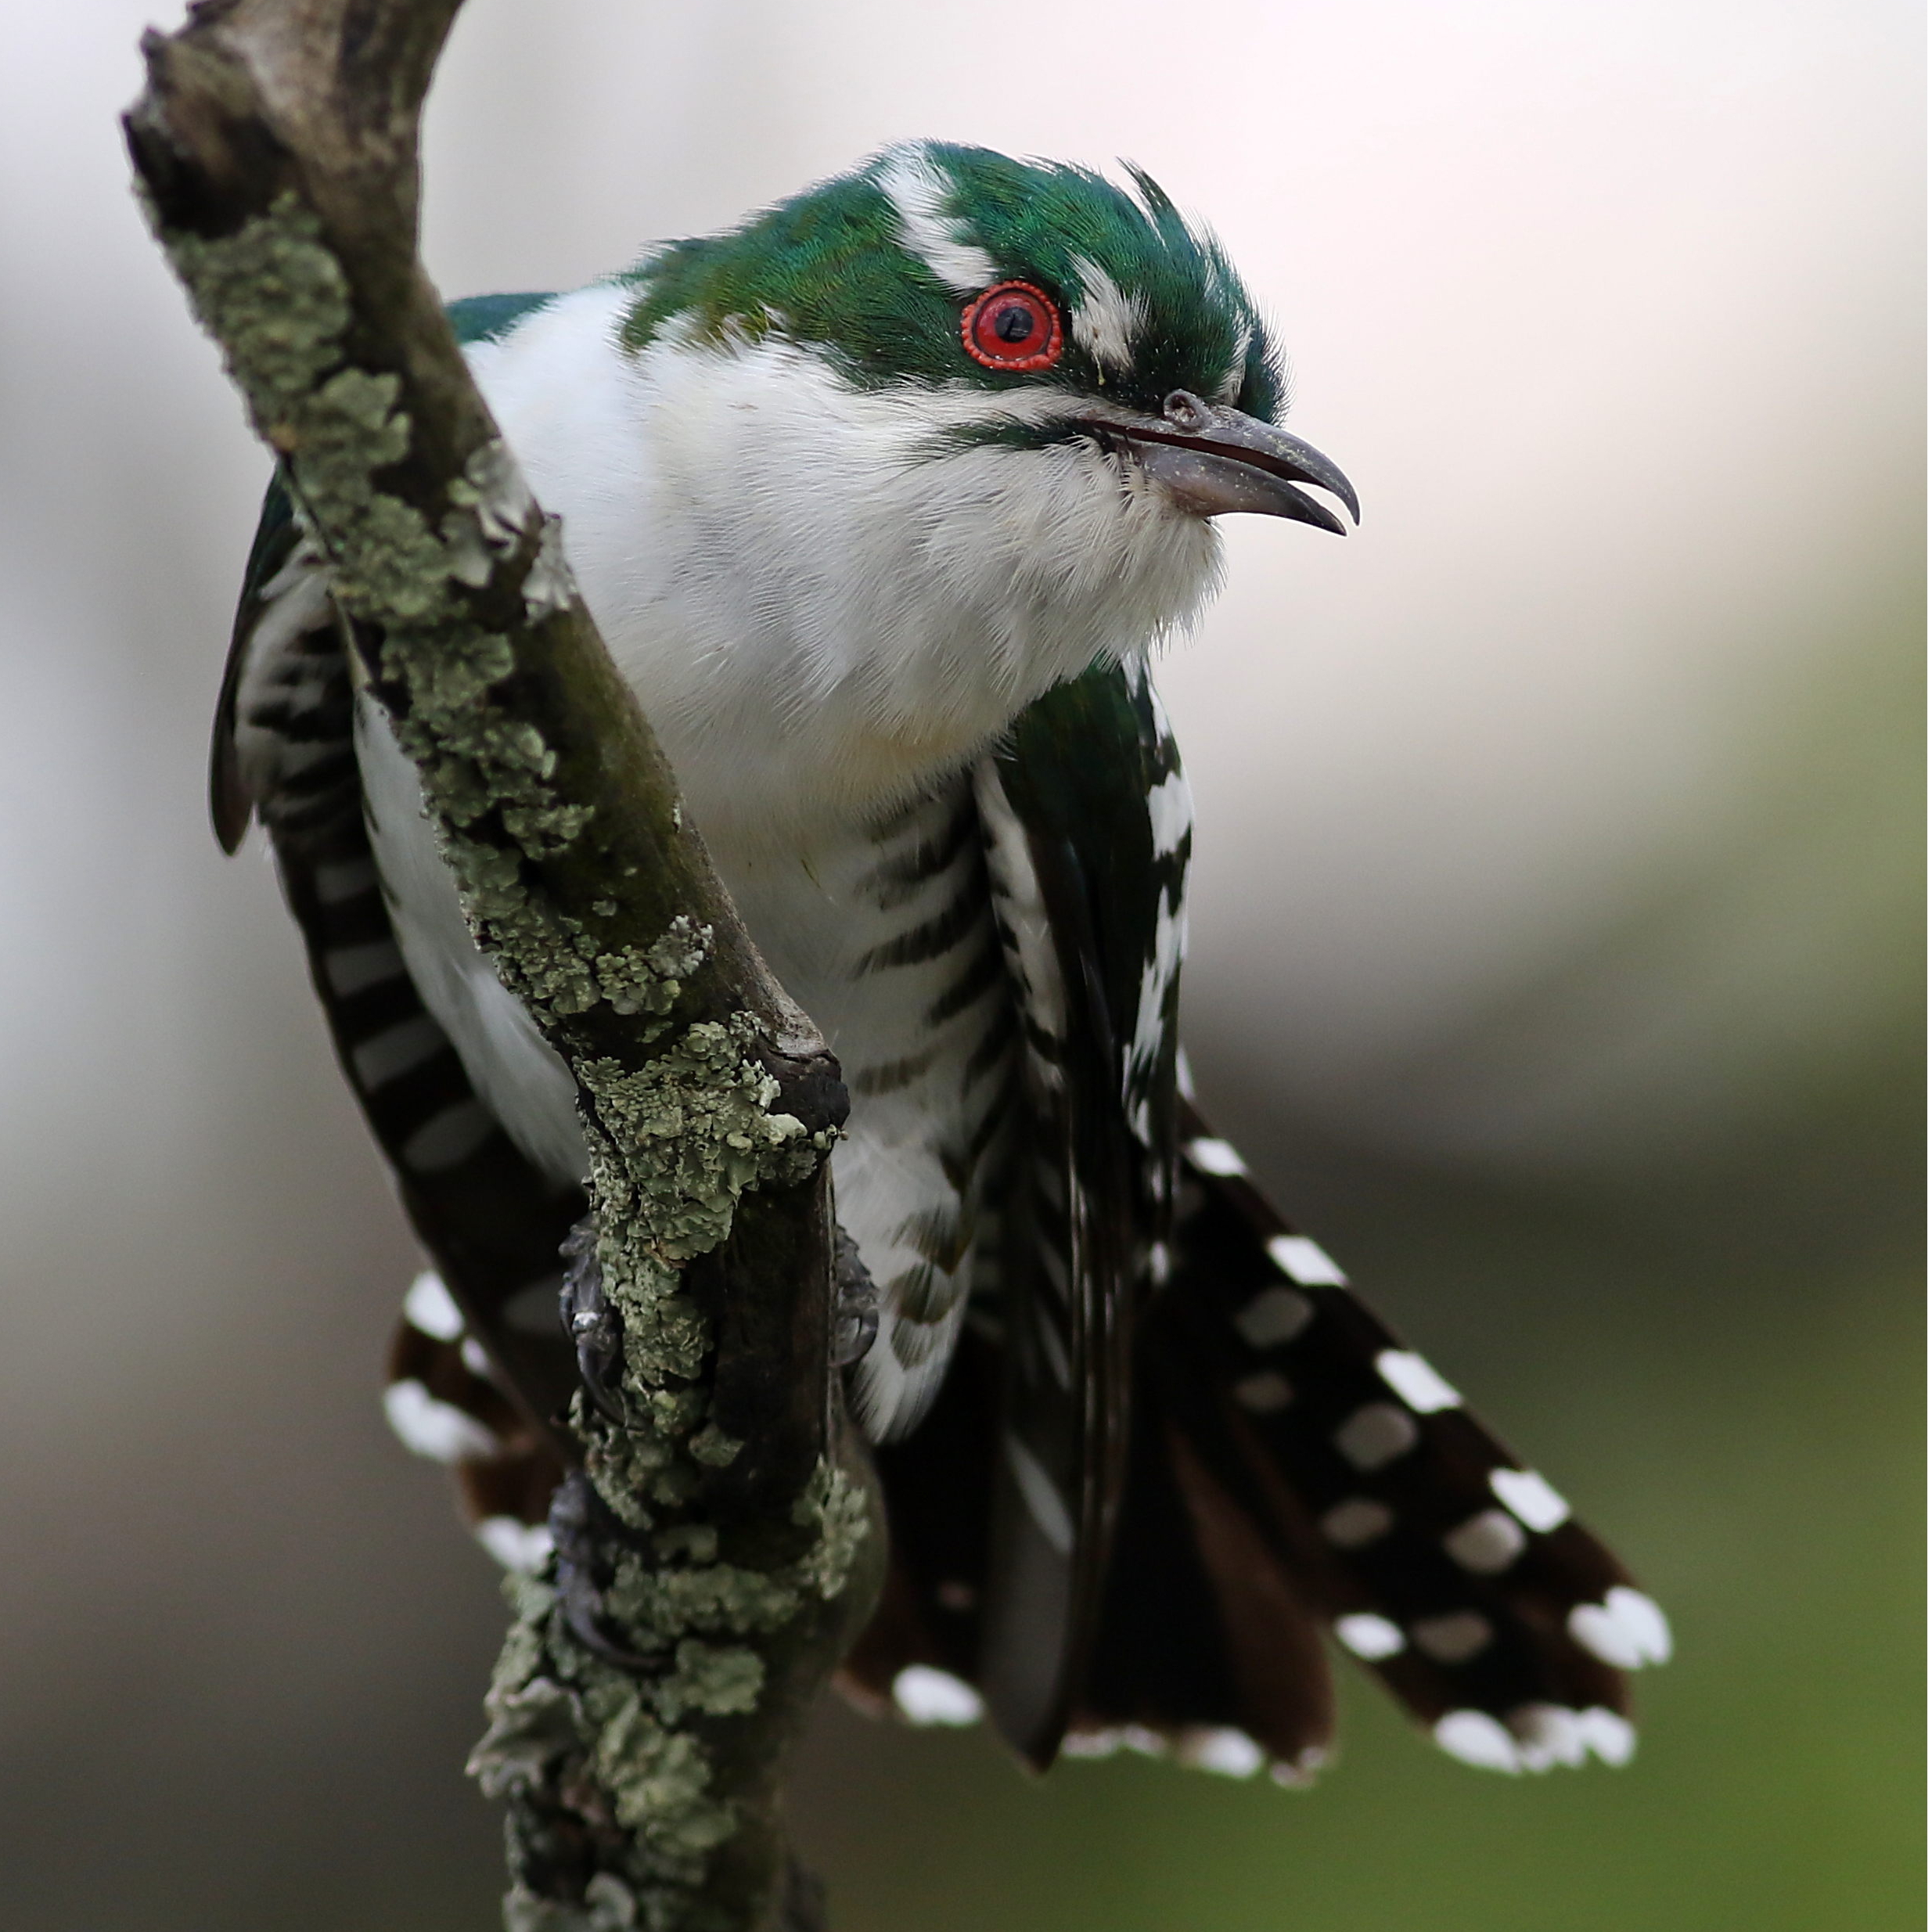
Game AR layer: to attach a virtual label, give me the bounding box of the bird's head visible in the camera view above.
[587,142,1355,830]
[617,141,1357,539]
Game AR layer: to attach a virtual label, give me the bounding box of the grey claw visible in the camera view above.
[546,1473,655,1671]
[832,1224,880,1369]
[559,1214,627,1420]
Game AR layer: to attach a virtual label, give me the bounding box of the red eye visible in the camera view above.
[962,281,1064,372]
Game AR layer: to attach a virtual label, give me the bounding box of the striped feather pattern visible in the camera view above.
[849,1103,1668,1780]
[212,475,586,1481]
[844,661,1664,1783]
[970,758,1134,1765]
[819,779,1019,1437]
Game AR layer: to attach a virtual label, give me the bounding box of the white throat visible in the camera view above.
[465,285,1222,860]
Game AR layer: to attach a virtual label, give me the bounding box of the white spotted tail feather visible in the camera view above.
[386,1271,565,1572]
[1138,1109,1671,1775]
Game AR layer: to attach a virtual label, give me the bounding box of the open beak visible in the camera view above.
[1082,390,1359,533]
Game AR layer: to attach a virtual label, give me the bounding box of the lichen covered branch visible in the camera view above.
[125,5,880,1928]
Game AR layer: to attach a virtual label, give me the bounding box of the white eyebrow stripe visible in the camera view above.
[1067,254,1146,372]
[875,146,998,294]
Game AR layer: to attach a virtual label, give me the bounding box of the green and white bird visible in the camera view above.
[214,141,1668,1781]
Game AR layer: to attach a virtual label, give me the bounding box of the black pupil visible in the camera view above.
[992,302,1037,344]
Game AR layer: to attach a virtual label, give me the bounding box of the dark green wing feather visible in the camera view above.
[210,292,585,1468]
[968,657,1188,1763]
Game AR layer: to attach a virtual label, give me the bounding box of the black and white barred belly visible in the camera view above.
[725,782,1017,1437]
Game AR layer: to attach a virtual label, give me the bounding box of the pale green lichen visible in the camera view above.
[595,917,714,1017]
[164,196,351,410]
[685,1423,743,1469]
[792,1462,872,1604]
[482,1446,868,1924]
[582,1018,816,1269]
[603,1550,801,1643]
[656,1640,764,1722]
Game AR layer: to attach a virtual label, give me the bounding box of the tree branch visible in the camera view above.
[126,5,883,1927]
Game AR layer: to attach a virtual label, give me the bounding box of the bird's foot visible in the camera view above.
[559,1214,626,1422]
[832,1224,880,1368]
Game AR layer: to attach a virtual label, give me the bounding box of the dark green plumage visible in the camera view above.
[445,290,556,347]
[617,143,1283,419]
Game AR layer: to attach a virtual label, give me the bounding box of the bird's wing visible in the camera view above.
[847,660,1669,1782]
[212,294,585,1509]
[847,657,1187,1766]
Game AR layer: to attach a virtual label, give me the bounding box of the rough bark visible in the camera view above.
[125,5,883,1927]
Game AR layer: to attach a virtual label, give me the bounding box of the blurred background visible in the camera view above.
[0,2,1919,1927]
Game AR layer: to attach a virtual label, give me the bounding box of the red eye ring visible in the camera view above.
[962,281,1064,372]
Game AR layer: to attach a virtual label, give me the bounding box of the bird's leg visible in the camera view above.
[831,1223,880,1369]
[559,1212,626,1422]
[552,1217,664,1667]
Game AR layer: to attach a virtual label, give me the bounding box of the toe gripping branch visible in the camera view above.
[549,1194,878,1672]
[559,1215,625,1423]
[550,1215,657,1668]
[832,1225,880,1369]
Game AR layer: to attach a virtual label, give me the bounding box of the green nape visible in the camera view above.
[613,142,1284,419]
[446,291,556,348]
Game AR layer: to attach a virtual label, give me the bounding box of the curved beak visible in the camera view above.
[1082,390,1359,534]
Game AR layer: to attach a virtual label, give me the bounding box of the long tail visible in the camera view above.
[842,1104,1669,1779]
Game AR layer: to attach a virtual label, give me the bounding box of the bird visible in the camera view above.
[212,139,1669,1785]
